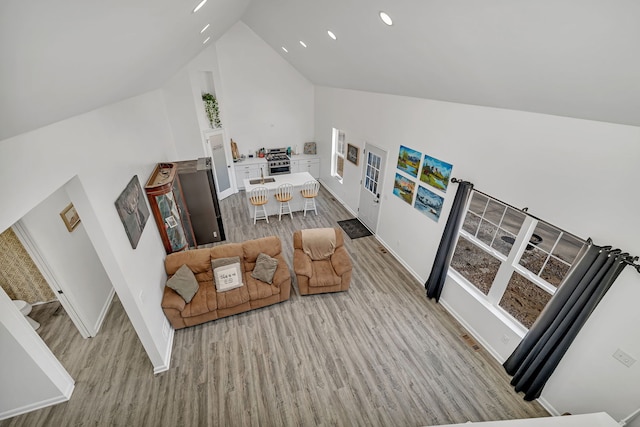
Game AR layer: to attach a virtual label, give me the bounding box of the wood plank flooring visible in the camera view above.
[2,185,549,426]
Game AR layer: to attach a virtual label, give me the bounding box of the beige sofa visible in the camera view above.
[162,236,291,329]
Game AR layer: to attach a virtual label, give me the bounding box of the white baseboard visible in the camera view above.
[0,384,74,421]
[153,325,174,375]
[318,181,358,218]
[92,288,116,335]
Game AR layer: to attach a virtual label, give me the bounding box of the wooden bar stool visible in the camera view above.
[249,186,269,224]
[274,183,294,221]
[301,180,320,216]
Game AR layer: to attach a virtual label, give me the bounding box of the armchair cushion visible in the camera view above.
[301,228,336,260]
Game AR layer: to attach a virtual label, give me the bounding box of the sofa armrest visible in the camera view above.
[331,246,352,277]
[161,286,186,312]
[293,249,313,278]
[271,254,291,287]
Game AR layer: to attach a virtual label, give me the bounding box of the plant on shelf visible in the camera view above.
[202,92,222,128]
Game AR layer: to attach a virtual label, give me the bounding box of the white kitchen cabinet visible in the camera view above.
[290,155,320,178]
[234,159,267,190]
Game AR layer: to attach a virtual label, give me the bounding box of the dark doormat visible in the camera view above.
[337,218,373,240]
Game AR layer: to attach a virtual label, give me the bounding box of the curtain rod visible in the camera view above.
[450,177,640,274]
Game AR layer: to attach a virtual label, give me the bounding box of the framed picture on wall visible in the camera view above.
[347,143,359,165]
[60,203,81,232]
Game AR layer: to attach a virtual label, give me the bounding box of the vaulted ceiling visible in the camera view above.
[2,1,639,142]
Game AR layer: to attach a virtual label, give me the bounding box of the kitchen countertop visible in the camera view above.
[234,157,267,165]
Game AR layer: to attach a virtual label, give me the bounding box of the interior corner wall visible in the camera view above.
[313,86,640,423]
[0,89,179,415]
[215,21,314,156]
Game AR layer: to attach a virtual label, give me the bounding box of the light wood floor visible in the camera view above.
[2,186,549,426]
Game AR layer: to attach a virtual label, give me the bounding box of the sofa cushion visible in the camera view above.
[242,236,282,271]
[212,256,244,292]
[251,253,278,284]
[166,264,199,303]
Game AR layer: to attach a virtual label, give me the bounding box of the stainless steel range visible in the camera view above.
[266,148,291,175]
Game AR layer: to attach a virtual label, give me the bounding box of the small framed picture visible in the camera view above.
[166,215,178,228]
[347,143,359,165]
[60,203,81,232]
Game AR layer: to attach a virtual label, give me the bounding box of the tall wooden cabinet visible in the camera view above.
[144,163,196,254]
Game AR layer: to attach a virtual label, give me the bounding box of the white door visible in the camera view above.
[358,143,386,232]
[205,130,234,200]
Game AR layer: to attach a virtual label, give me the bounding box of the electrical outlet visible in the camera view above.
[613,348,636,368]
[213,231,217,238]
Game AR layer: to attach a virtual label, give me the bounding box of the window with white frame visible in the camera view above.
[450,191,585,330]
[331,128,345,181]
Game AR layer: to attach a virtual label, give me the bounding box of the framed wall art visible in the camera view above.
[396,145,421,178]
[420,154,453,193]
[347,143,359,165]
[115,175,150,249]
[392,173,415,205]
[60,203,81,232]
[414,185,444,222]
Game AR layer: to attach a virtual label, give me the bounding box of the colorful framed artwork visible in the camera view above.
[414,185,445,222]
[396,145,422,178]
[60,203,81,232]
[420,154,453,193]
[347,143,359,165]
[392,173,415,205]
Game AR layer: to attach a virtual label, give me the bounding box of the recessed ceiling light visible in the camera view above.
[299,40,307,48]
[203,37,210,44]
[192,0,207,13]
[379,11,393,26]
[282,46,288,53]
[327,30,337,40]
[200,24,210,33]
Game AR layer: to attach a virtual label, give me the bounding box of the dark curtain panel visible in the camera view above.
[503,243,629,400]
[425,180,474,302]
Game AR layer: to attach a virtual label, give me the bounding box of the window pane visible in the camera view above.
[477,219,498,247]
[484,200,506,226]
[501,208,526,235]
[553,233,584,264]
[462,211,480,235]
[532,222,560,253]
[540,256,571,287]
[492,229,516,257]
[499,273,552,329]
[519,246,547,275]
[451,237,501,295]
[468,192,489,215]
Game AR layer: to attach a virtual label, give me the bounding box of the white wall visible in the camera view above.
[20,186,114,336]
[314,86,640,423]
[0,90,179,415]
[0,289,73,419]
[216,22,314,156]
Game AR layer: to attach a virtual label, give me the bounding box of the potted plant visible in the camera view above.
[202,93,222,128]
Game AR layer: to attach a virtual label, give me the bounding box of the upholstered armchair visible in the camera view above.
[293,227,352,295]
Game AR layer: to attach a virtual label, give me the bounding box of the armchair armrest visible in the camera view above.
[293,249,313,278]
[331,246,353,277]
[161,286,186,312]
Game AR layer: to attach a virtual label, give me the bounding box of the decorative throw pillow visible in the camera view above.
[251,253,278,284]
[212,256,243,292]
[166,264,199,303]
